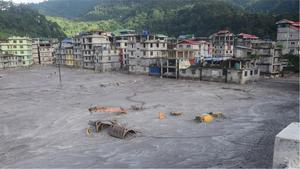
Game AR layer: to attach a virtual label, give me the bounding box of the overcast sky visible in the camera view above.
[4,0,45,3]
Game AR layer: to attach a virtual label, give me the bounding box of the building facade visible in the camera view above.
[252,40,283,75]
[32,38,58,65]
[276,19,300,55]
[0,53,19,69]
[127,34,168,74]
[0,36,33,67]
[210,30,235,58]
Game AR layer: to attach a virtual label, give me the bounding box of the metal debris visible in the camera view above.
[170,112,183,116]
[108,124,136,139]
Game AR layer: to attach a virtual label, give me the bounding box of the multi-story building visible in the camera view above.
[234,33,260,58]
[73,34,83,68]
[94,44,120,72]
[0,53,19,69]
[55,38,73,66]
[81,31,112,70]
[276,19,300,55]
[32,38,58,65]
[0,36,33,67]
[210,30,235,58]
[252,40,282,75]
[114,29,136,70]
[127,33,168,74]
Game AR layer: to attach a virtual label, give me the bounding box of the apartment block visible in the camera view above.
[210,30,235,58]
[0,53,19,69]
[252,40,283,75]
[276,19,300,55]
[0,36,33,67]
[73,34,83,68]
[32,38,58,65]
[94,45,120,72]
[81,31,112,70]
[127,33,168,74]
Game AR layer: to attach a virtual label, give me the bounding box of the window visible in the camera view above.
[182,69,186,74]
[150,43,153,48]
[250,70,253,76]
[163,43,166,47]
[20,45,23,48]
[125,43,127,46]
[13,45,16,48]
[255,69,258,75]
[143,43,146,48]
[108,56,111,61]
[192,70,196,74]
[20,40,23,43]
[132,44,134,48]
[156,43,159,48]
[187,45,191,48]
[150,51,153,56]
[244,71,248,77]
[21,51,24,54]
[13,40,17,43]
[131,51,134,56]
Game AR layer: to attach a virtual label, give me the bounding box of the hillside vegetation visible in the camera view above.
[0,0,65,38]
[31,0,299,39]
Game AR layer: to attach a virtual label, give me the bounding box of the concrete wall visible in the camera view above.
[273,122,300,169]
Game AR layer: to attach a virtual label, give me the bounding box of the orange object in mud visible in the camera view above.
[159,112,166,119]
[201,114,214,123]
[89,106,128,114]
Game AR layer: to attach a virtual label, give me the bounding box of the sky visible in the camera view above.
[4,0,45,3]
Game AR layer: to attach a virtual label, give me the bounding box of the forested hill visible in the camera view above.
[0,1,65,38]
[31,0,299,39]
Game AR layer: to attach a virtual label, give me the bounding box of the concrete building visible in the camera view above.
[210,30,235,58]
[273,122,300,169]
[236,33,259,48]
[55,38,73,67]
[73,34,83,68]
[252,40,283,75]
[0,53,19,69]
[81,31,112,70]
[32,38,58,65]
[113,29,136,70]
[94,45,120,72]
[178,58,260,84]
[0,36,33,67]
[127,33,168,74]
[276,19,300,55]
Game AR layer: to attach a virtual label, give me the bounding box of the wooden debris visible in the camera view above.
[170,112,183,116]
[88,106,128,114]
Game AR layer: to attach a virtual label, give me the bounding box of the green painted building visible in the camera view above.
[0,36,33,67]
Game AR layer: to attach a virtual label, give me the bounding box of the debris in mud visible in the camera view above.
[159,112,166,119]
[86,119,136,139]
[194,112,225,123]
[88,106,128,114]
[130,105,144,111]
[170,112,183,116]
[108,124,137,139]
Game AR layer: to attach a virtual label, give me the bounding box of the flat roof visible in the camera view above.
[276,122,300,141]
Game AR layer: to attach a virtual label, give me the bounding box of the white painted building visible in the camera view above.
[276,19,300,55]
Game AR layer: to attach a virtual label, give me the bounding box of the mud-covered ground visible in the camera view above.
[0,66,299,168]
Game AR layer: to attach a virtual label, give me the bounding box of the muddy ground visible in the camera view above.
[0,66,299,168]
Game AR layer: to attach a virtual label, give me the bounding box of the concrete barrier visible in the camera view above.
[273,122,300,168]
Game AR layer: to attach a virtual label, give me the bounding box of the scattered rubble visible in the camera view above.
[130,105,144,111]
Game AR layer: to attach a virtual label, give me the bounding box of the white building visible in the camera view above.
[276,19,300,55]
[210,30,235,58]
